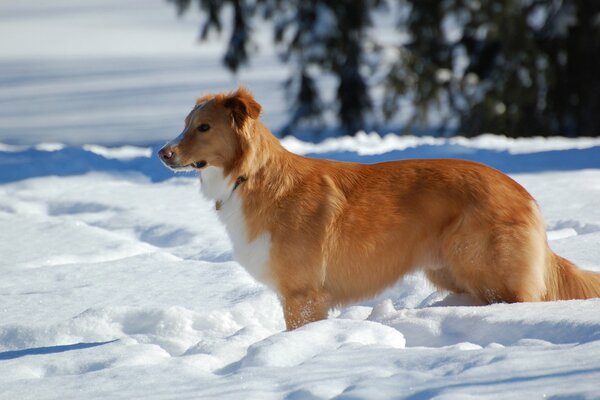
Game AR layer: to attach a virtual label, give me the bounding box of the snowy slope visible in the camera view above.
[1,139,600,399]
[0,0,288,146]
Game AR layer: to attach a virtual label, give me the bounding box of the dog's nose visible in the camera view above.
[159,147,174,160]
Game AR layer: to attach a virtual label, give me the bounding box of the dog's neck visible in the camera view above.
[200,121,298,205]
[199,166,236,202]
[215,175,246,210]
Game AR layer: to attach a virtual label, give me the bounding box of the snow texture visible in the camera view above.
[2,1,600,399]
[1,154,600,400]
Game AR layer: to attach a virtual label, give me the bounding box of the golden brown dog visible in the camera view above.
[159,87,600,330]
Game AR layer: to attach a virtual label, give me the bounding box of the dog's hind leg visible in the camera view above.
[425,268,465,294]
[441,215,547,304]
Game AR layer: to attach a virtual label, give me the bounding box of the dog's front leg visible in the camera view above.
[282,289,331,330]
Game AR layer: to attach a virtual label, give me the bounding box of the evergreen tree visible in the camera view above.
[168,0,380,135]
[168,0,600,137]
[385,0,600,137]
[168,0,251,72]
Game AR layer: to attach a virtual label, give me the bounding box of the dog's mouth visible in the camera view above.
[158,145,207,171]
[162,159,207,171]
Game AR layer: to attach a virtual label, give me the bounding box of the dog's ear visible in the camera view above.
[223,87,262,128]
[196,94,214,106]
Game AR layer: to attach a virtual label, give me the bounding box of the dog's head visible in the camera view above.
[158,87,261,173]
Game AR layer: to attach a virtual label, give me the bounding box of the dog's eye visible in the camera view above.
[197,124,210,132]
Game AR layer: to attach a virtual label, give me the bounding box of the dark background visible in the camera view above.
[169,0,600,138]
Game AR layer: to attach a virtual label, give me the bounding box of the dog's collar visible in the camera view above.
[216,175,247,211]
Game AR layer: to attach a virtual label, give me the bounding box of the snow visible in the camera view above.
[282,131,600,156]
[1,144,600,399]
[81,145,153,160]
[0,0,289,146]
[2,1,600,399]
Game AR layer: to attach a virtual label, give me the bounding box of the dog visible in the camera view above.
[159,87,600,330]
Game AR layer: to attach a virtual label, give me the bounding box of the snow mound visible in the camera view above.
[281,131,600,156]
[240,319,406,368]
[369,299,600,348]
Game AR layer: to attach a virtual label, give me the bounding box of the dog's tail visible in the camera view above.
[545,252,600,300]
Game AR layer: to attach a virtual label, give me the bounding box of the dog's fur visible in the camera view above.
[159,87,600,330]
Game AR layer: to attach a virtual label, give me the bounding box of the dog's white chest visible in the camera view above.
[200,168,274,287]
[218,193,273,286]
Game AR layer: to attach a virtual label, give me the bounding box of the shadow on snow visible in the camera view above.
[0,339,118,361]
[1,143,599,184]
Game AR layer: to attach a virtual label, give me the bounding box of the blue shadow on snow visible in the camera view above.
[305,144,600,174]
[1,143,599,184]
[0,339,118,361]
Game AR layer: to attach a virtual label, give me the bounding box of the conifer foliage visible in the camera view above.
[168,0,600,137]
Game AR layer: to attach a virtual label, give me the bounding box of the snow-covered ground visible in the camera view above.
[2,1,600,399]
[1,137,600,399]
